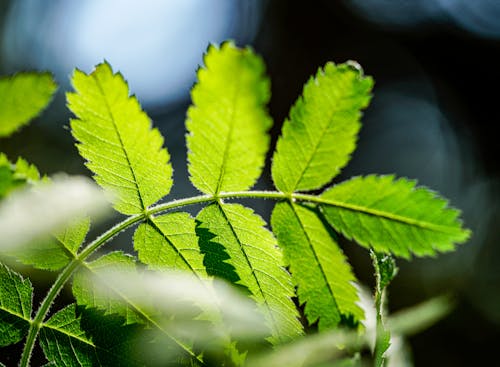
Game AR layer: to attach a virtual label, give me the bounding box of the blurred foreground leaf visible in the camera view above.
[0,176,109,251]
[0,72,57,137]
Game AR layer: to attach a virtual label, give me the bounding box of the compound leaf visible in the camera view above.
[40,304,147,366]
[0,263,32,346]
[72,251,142,324]
[68,62,172,214]
[187,42,272,194]
[196,203,303,344]
[134,212,206,276]
[272,62,373,193]
[272,202,363,331]
[0,72,57,137]
[320,175,471,258]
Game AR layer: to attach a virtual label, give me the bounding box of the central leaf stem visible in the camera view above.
[20,189,405,366]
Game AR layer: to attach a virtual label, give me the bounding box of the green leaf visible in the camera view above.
[73,253,205,363]
[370,250,392,367]
[8,218,90,271]
[320,175,471,258]
[0,180,108,256]
[67,62,172,214]
[72,251,142,324]
[374,327,391,367]
[272,62,373,193]
[54,217,91,256]
[0,154,40,199]
[187,42,272,194]
[271,202,363,331]
[196,203,303,344]
[40,304,148,366]
[135,214,249,364]
[0,263,32,346]
[0,155,97,270]
[0,72,57,137]
[134,212,206,276]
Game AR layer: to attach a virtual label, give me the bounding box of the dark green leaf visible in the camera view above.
[196,203,303,344]
[72,251,142,324]
[0,263,32,346]
[40,304,150,366]
[272,202,363,330]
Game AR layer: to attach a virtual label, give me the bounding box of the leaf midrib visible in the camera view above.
[41,323,95,347]
[290,104,338,192]
[91,73,146,212]
[214,68,242,194]
[146,217,205,282]
[0,305,31,322]
[217,203,282,342]
[289,203,339,321]
[292,193,464,235]
[41,322,144,366]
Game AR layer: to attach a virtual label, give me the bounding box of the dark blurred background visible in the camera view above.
[0,1,499,366]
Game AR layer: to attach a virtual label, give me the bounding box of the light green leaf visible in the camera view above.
[272,62,373,193]
[187,42,272,194]
[40,304,147,366]
[320,175,471,258]
[0,154,40,199]
[67,62,172,214]
[0,72,57,137]
[374,327,391,367]
[0,155,93,270]
[196,203,303,344]
[134,212,206,276]
[271,202,363,331]
[369,250,392,367]
[72,251,142,324]
[54,217,91,256]
[0,176,107,271]
[0,263,32,346]
[135,213,247,364]
[0,153,94,270]
[8,218,90,271]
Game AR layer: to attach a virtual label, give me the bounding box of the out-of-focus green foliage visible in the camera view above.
[0,72,56,137]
